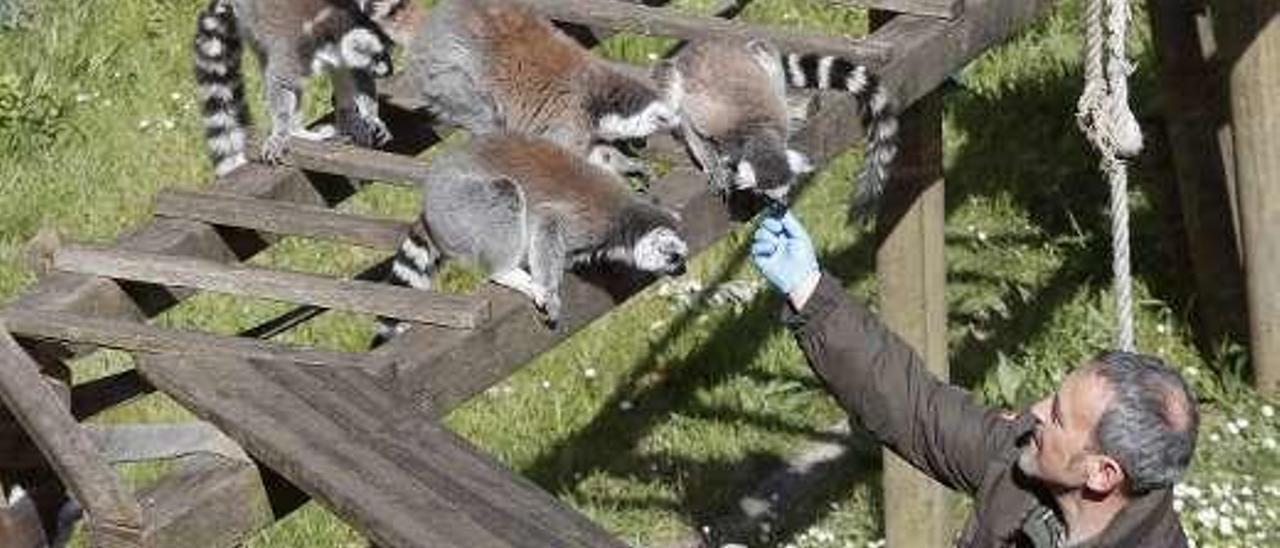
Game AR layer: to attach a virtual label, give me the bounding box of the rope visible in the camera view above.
[1077,0,1141,351]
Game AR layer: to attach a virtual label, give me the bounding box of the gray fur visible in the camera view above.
[375,134,688,344]
[658,39,899,220]
[399,0,679,175]
[193,0,396,176]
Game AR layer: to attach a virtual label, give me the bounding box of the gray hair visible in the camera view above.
[1089,351,1199,494]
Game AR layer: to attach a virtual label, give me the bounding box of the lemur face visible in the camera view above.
[340,28,394,76]
[633,226,689,276]
[733,148,814,203]
[597,102,681,141]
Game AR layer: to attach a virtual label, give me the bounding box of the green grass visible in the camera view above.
[2,0,1278,547]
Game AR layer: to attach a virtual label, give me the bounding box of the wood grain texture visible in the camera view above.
[154,189,408,250]
[137,354,627,547]
[52,245,489,329]
[1,309,378,371]
[514,0,893,64]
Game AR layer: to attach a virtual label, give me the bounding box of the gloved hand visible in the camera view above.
[750,209,819,296]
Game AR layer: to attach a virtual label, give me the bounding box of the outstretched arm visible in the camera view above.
[751,210,1027,494]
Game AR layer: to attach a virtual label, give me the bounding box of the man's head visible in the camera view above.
[1018,351,1199,498]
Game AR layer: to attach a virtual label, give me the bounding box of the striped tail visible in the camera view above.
[782,53,899,221]
[193,0,250,177]
[371,217,440,347]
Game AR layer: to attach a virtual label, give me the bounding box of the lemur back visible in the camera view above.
[193,0,396,176]
[401,0,679,169]
[374,133,689,345]
[659,39,899,219]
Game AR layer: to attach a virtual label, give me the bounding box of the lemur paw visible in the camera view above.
[293,124,337,141]
[535,293,562,330]
[338,111,392,148]
[261,131,291,165]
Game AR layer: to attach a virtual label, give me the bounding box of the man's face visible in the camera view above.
[1018,367,1118,491]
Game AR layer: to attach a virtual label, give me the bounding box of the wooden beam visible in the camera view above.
[514,0,893,65]
[154,189,408,251]
[253,137,431,188]
[1147,1,1247,352]
[1213,1,1280,393]
[825,0,962,20]
[0,330,144,545]
[136,454,274,548]
[52,245,489,329]
[137,354,628,547]
[874,88,952,547]
[1,309,378,371]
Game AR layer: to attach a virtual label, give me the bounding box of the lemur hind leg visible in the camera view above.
[261,62,334,164]
[333,68,391,147]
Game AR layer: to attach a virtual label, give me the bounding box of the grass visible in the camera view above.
[1,0,1277,547]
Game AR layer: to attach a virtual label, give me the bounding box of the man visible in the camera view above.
[749,210,1199,547]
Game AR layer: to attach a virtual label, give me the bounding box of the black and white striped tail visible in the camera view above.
[782,53,899,220]
[371,218,440,347]
[193,0,250,177]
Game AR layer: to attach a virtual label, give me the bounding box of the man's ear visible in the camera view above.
[1084,455,1126,494]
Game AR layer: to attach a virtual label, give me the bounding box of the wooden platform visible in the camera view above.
[0,0,1052,545]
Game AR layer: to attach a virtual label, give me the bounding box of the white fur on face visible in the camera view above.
[598,102,681,140]
[763,184,790,201]
[735,161,758,189]
[339,28,384,70]
[633,227,688,273]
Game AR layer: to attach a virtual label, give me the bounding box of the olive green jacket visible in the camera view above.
[783,274,1188,547]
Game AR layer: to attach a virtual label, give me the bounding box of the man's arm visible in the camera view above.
[784,273,1022,495]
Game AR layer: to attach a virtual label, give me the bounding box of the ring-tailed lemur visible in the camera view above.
[656,39,899,220]
[373,133,689,345]
[399,0,680,179]
[193,0,397,177]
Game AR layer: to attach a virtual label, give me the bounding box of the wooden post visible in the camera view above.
[875,90,951,546]
[1213,1,1280,393]
[1148,1,1247,352]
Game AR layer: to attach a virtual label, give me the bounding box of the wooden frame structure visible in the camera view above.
[0,0,1052,545]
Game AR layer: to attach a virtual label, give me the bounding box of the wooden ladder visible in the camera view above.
[0,0,1052,545]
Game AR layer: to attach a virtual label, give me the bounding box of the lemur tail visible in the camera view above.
[193,0,250,177]
[371,218,441,347]
[781,53,899,221]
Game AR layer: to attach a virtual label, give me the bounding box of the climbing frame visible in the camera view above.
[0,0,1051,545]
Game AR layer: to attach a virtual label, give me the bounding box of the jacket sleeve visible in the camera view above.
[783,273,1025,495]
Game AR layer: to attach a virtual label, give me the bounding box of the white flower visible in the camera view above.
[1173,498,1184,513]
[1262,404,1274,418]
[1217,516,1235,535]
[540,379,551,390]
[170,92,182,101]
[646,52,658,61]
[1186,367,1199,377]
[977,230,989,243]
[1156,323,1168,334]
[1263,437,1277,450]
[1226,421,1241,435]
[1241,486,1254,497]
[1209,433,1221,443]
[161,119,176,130]
[1236,418,1251,429]
[1196,507,1218,525]
[137,119,151,130]
[619,400,634,411]
[583,367,597,379]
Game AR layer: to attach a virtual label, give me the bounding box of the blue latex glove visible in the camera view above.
[750,209,819,295]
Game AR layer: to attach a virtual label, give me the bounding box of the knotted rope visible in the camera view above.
[1076,0,1142,351]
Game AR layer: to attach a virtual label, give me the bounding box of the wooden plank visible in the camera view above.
[0,330,144,544]
[154,189,408,250]
[1214,1,1280,394]
[253,137,431,188]
[874,89,952,547]
[52,245,489,329]
[137,354,628,547]
[514,0,893,65]
[826,0,961,19]
[1148,1,1247,352]
[137,454,273,548]
[1,309,377,371]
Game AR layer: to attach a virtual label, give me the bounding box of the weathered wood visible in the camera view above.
[136,454,273,548]
[514,0,893,65]
[1148,1,1247,353]
[874,89,952,546]
[137,354,628,547]
[1213,1,1280,394]
[1,309,378,371]
[0,330,144,544]
[254,137,431,188]
[796,0,1051,165]
[826,0,962,19]
[53,245,489,329]
[155,189,408,250]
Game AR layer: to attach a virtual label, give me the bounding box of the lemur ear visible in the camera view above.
[786,149,814,174]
